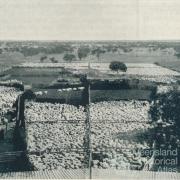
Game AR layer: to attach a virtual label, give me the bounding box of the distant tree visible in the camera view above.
[40,55,47,63]
[175,53,180,59]
[50,57,58,63]
[91,48,106,61]
[122,47,132,53]
[112,47,118,53]
[50,57,55,62]
[109,61,127,73]
[48,44,74,54]
[154,62,160,66]
[77,47,90,60]
[63,53,76,62]
[20,47,40,57]
[105,45,113,52]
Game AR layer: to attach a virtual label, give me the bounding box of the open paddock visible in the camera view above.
[17,62,180,77]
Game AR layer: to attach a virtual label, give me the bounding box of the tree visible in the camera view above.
[154,62,159,66]
[91,47,106,61]
[50,57,58,63]
[40,55,47,63]
[150,88,180,166]
[63,53,76,62]
[109,61,127,73]
[23,89,36,100]
[150,88,180,128]
[77,47,90,60]
[175,53,180,59]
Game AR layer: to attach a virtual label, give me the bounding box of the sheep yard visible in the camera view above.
[1,59,180,176]
[24,100,153,171]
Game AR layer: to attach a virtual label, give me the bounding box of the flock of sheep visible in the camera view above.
[0,86,21,125]
[25,100,153,170]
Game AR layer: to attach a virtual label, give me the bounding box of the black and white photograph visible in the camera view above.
[0,0,180,179]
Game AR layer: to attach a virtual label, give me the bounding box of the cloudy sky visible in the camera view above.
[0,0,180,40]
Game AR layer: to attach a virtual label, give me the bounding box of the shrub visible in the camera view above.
[154,62,159,66]
[150,88,180,128]
[77,47,90,60]
[175,53,180,59]
[63,53,76,62]
[40,56,47,63]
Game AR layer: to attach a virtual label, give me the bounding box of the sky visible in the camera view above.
[0,0,180,40]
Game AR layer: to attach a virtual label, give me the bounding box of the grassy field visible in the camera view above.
[0,49,179,64]
[3,66,82,89]
[158,60,180,72]
[24,53,179,64]
[3,67,64,88]
[0,52,25,66]
[5,67,64,76]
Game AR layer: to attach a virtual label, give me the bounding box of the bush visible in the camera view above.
[40,55,47,63]
[50,57,58,63]
[23,90,36,100]
[77,46,90,60]
[154,62,159,66]
[63,53,76,62]
[150,88,180,128]
[79,74,87,83]
[91,48,106,61]
[109,61,127,72]
[150,88,180,165]
[175,53,180,59]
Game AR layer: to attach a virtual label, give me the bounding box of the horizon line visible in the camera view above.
[1,39,180,42]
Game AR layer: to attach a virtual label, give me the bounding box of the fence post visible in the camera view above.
[84,79,92,179]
